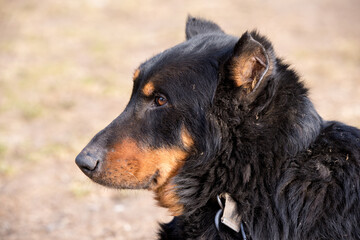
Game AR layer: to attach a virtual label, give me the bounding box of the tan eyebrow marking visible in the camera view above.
[181,127,194,149]
[133,69,140,81]
[142,82,154,96]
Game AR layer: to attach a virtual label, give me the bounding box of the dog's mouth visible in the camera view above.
[76,134,193,215]
[90,168,161,190]
[87,138,188,188]
[77,138,189,191]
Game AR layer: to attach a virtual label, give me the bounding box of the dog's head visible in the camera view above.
[75,17,275,215]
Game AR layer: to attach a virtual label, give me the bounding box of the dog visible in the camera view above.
[76,17,360,239]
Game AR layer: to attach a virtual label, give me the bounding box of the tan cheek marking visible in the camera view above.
[142,82,154,96]
[104,140,145,184]
[105,139,187,185]
[133,69,140,81]
[104,139,188,215]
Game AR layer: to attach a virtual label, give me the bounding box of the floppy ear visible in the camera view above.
[227,31,275,100]
[185,16,224,40]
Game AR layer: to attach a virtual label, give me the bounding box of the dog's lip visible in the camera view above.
[144,170,160,189]
[89,169,160,190]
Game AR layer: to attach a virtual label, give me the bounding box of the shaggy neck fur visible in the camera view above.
[173,60,322,237]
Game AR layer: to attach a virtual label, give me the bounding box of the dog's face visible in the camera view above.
[75,32,222,215]
[76,17,274,215]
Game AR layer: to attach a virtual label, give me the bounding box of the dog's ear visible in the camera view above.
[185,16,224,40]
[226,31,276,101]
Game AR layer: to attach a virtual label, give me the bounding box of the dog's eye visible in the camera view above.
[154,95,167,106]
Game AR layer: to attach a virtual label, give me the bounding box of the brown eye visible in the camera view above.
[155,95,167,106]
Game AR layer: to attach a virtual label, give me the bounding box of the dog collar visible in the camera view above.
[215,193,247,240]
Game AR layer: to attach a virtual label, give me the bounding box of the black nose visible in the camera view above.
[75,148,103,174]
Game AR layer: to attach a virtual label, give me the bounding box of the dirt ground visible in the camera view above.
[0,0,359,239]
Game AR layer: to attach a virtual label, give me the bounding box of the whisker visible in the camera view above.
[124,170,140,183]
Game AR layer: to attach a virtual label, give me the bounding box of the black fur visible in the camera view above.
[76,17,360,240]
[158,18,360,239]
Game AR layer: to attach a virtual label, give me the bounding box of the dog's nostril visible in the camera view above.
[75,154,99,172]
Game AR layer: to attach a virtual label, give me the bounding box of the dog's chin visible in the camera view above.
[89,170,160,190]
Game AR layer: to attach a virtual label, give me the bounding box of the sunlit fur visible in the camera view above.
[76,17,360,240]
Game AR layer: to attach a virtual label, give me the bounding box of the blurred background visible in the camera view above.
[0,0,359,239]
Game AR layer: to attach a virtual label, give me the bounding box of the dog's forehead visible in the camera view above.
[139,34,237,82]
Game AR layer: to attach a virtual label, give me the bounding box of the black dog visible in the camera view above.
[76,17,360,239]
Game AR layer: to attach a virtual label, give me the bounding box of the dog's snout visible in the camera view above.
[75,148,103,174]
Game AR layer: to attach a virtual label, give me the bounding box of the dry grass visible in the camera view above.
[0,0,359,239]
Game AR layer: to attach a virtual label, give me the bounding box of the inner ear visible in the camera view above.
[228,32,274,94]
